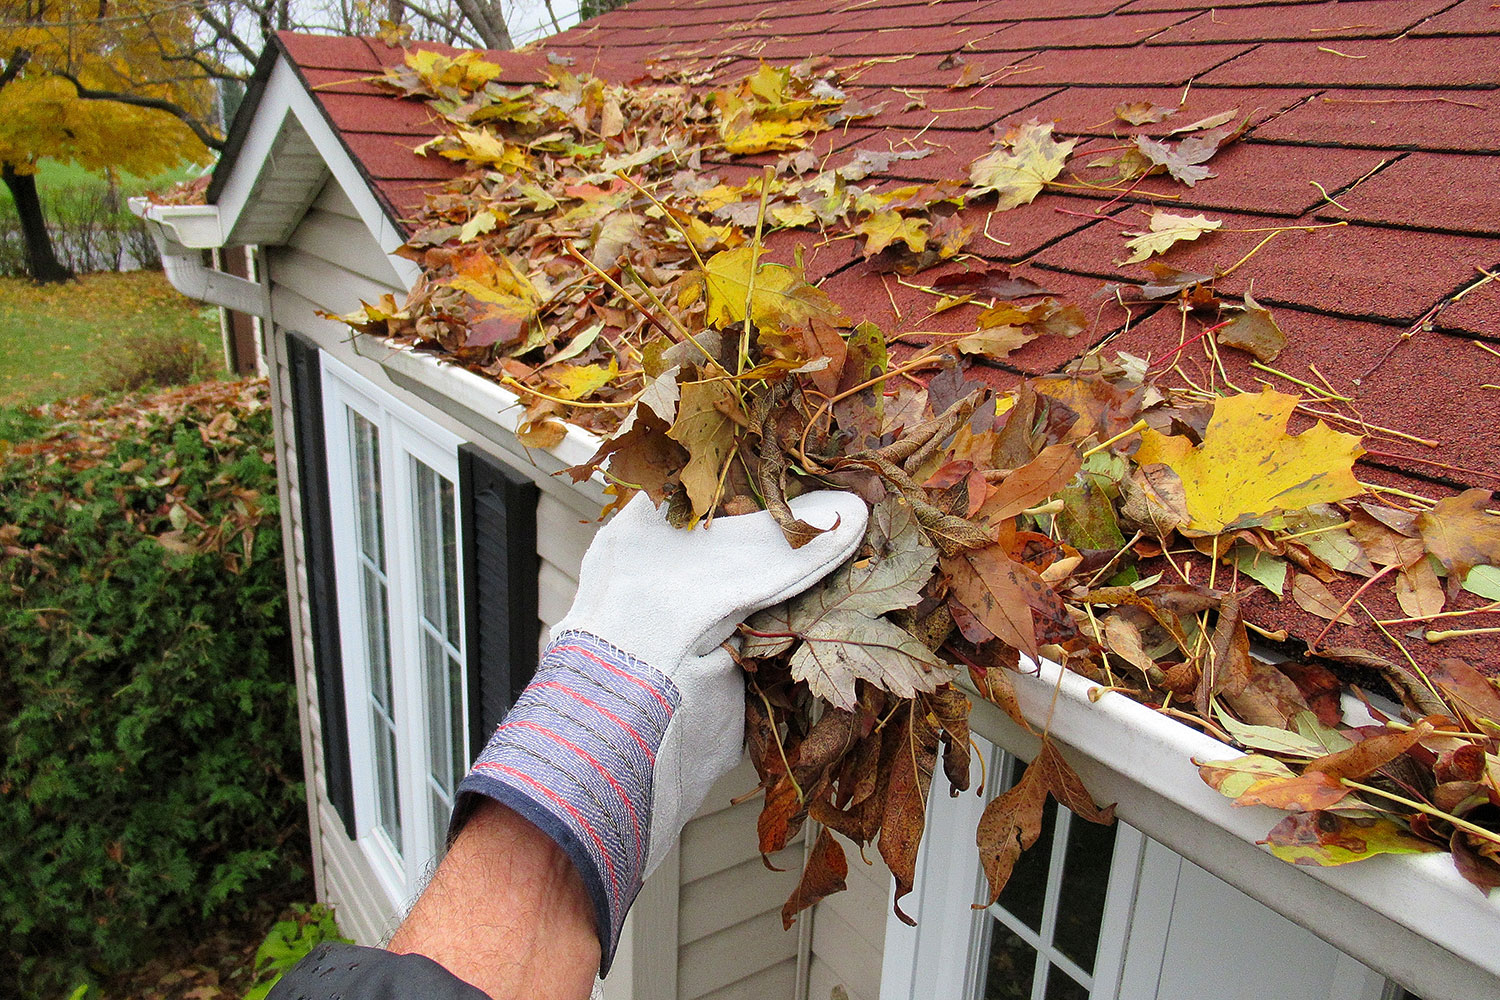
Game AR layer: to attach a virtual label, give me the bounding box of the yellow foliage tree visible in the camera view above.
[0,0,219,281]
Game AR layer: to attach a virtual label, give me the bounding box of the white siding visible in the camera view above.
[809,841,892,1000]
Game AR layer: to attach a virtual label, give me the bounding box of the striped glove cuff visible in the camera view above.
[451,630,680,973]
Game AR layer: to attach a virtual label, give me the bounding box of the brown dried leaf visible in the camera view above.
[1291,573,1354,624]
[942,545,1040,659]
[1416,489,1500,599]
[782,829,849,928]
[976,754,1047,905]
[1429,658,1500,737]
[1302,721,1432,781]
[880,706,939,923]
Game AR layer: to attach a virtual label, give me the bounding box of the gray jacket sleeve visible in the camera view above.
[266,942,490,1000]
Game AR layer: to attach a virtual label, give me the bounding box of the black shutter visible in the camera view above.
[459,445,541,761]
[284,331,357,838]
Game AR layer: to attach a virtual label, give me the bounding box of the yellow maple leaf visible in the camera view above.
[548,359,620,401]
[1120,211,1222,264]
[852,211,929,256]
[439,129,535,173]
[1132,390,1365,535]
[694,246,849,333]
[447,249,543,344]
[969,120,1077,211]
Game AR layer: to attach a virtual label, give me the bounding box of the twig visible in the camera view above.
[1251,361,1353,402]
[1307,563,1397,651]
[1340,779,1500,848]
[1425,626,1500,642]
[1082,419,1148,458]
[1378,602,1500,626]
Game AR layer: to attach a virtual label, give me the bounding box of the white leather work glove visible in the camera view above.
[451,491,867,974]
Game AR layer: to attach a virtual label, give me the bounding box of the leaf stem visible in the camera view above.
[752,682,804,804]
[1250,361,1353,402]
[1307,563,1397,651]
[1425,626,1500,642]
[1081,419,1148,458]
[1340,778,1500,848]
[500,376,643,409]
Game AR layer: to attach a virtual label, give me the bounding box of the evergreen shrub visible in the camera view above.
[0,380,303,998]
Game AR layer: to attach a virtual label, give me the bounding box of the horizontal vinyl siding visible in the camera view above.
[808,839,892,1000]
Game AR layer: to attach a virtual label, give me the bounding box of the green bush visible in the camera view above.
[93,328,217,394]
[0,380,303,998]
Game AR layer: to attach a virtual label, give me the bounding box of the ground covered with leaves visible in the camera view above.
[0,271,222,406]
[339,47,1500,924]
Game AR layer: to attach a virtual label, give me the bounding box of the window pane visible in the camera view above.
[448,652,467,790]
[350,412,384,568]
[440,476,460,647]
[362,566,393,713]
[372,707,402,856]
[423,632,450,794]
[995,796,1057,932]
[984,924,1038,1000]
[1054,811,1117,974]
[414,461,443,632]
[1043,966,1089,1000]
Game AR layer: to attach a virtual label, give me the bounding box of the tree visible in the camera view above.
[0,3,218,282]
[0,0,553,283]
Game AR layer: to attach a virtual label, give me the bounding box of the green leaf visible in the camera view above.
[1230,544,1287,597]
[1212,713,1327,758]
[1197,753,1299,799]
[1463,564,1500,601]
[1264,811,1440,866]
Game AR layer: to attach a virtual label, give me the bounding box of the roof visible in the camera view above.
[253,6,1498,675]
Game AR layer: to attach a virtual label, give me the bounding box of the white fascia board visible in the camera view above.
[213,55,421,290]
[966,659,1500,1000]
[356,333,608,506]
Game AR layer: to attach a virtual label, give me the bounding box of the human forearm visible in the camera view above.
[388,799,600,1000]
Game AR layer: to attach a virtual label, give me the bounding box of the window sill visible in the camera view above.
[965,658,1500,1000]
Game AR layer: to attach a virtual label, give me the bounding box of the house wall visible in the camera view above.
[262,175,867,999]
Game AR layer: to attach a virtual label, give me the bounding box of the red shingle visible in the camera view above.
[276,33,382,72]
[1010,43,1254,86]
[1434,275,1500,338]
[1319,153,1500,236]
[341,133,461,181]
[852,87,1059,131]
[1064,140,1395,217]
[1197,35,1500,87]
[1249,89,1500,152]
[296,67,388,96]
[829,50,1029,88]
[1032,209,1500,323]
[1017,86,1313,137]
[1147,0,1453,44]
[314,92,446,135]
[1410,0,1500,35]
[953,0,1133,23]
[963,10,1189,49]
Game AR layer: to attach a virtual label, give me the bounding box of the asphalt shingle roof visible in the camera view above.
[265,0,1499,673]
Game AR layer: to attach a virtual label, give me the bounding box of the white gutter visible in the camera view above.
[127,198,271,320]
[969,658,1500,1000]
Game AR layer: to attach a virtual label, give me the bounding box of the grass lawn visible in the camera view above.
[0,270,224,406]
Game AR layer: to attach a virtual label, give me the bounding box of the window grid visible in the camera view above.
[323,355,467,905]
[350,411,403,858]
[980,754,1101,1000]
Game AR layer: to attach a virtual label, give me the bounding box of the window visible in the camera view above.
[881,737,1395,1000]
[322,356,466,903]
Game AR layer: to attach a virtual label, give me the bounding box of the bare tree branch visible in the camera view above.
[195,4,259,65]
[58,70,224,150]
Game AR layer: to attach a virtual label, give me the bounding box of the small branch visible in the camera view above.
[1340,778,1500,849]
[57,71,223,150]
[1307,563,1397,651]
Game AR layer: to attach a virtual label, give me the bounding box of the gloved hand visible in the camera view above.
[451,490,867,974]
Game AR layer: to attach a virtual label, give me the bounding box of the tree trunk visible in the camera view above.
[2,163,72,284]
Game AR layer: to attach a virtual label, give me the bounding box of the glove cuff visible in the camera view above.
[451,630,680,974]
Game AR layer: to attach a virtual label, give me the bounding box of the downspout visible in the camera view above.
[127,198,271,320]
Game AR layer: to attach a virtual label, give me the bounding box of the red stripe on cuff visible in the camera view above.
[555,643,675,714]
[502,719,646,866]
[533,681,657,762]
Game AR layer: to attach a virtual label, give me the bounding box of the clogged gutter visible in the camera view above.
[331,45,1500,923]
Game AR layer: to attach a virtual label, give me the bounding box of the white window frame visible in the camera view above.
[880,736,1394,1000]
[322,353,467,906]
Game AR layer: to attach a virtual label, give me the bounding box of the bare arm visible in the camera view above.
[388,799,600,1000]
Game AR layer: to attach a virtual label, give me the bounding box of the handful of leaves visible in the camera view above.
[339,47,1500,923]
